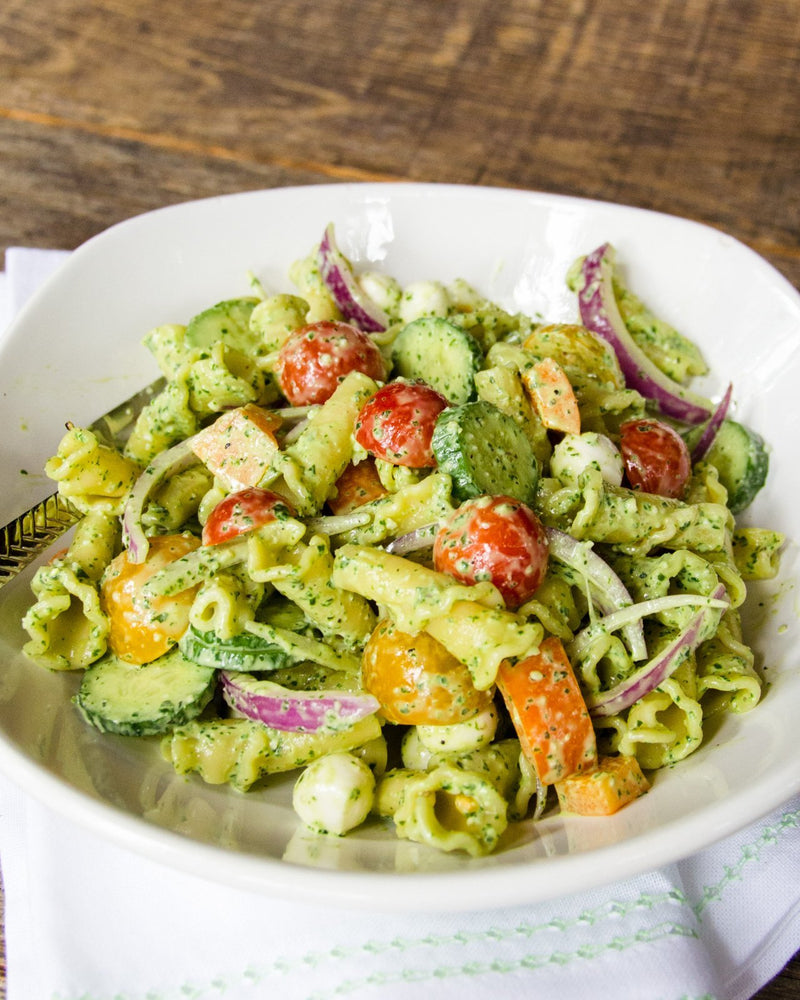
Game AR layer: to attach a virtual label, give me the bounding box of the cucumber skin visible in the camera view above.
[180,628,292,672]
[431,400,539,504]
[705,419,769,514]
[391,317,482,405]
[75,648,216,737]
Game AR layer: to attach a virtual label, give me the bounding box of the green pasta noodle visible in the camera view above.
[164,714,382,792]
[374,762,509,857]
[45,426,140,516]
[23,560,109,671]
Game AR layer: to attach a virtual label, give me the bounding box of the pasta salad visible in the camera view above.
[21,224,784,857]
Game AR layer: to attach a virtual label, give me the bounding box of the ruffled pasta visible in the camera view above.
[45,426,140,516]
[732,528,785,580]
[611,660,704,769]
[164,714,381,792]
[125,379,198,465]
[262,535,376,646]
[537,469,733,557]
[695,607,761,715]
[189,567,265,640]
[23,559,109,671]
[374,762,509,857]
[141,463,214,534]
[274,371,378,515]
[332,544,540,689]
[339,472,455,546]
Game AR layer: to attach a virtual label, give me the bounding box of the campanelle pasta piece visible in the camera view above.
[45,426,141,516]
[185,341,273,417]
[425,601,542,691]
[248,293,310,353]
[63,510,121,583]
[260,534,376,646]
[275,370,378,515]
[337,472,455,546]
[164,714,381,792]
[141,463,213,534]
[331,544,504,633]
[537,467,733,557]
[188,568,265,641]
[374,762,509,857]
[142,518,306,598]
[124,378,198,465]
[23,559,109,671]
[695,607,762,715]
[612,661,704,769]
[732,527,785,580]
[142,323,194,378]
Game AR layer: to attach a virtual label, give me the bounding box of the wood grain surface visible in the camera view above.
[0,0,798,995]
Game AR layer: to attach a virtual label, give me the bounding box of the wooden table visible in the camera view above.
[0,0,798,995]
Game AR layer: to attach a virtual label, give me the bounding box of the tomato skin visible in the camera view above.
[100,534,200,665]
[202,487,295,546]
[433,495,549,608]
[619,418,691,498]
[362,619,491,725]
[354,381,448,467]
[276,320,386,405]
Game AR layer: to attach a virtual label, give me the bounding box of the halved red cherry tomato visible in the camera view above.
[202,487,296,546]
[619,418,691,498]
[276,320,386,405]
[433,494,549,608]
[354,381,448,467]
[361,619,491,725]
[100,534,200,664]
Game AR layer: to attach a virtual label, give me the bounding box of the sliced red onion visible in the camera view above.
[318,223,389,333]
[585,583,728,717]
[385,522,440,555]
[576,244,712,425]
[220,671,379,732]
[569,592,730,663]
[690,382,733,462]
[122,436,200,563]
[546,527,647,661]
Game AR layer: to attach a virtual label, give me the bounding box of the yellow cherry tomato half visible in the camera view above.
[100,534,200,665]
[361,619,491,725]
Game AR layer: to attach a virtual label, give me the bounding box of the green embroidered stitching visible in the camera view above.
[50,805,800,1000]
[692,809,800,918]
[306,922,700,1000]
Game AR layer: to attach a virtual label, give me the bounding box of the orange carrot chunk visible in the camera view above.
[497,635,597,785]
[555,754,650,816]
[191,404,282,490]
[328,458,388,514]
[521,357,581,434]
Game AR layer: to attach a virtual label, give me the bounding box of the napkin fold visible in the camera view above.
[1,247,798,1000]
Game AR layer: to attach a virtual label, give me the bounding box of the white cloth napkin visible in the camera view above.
[1,247,799,1000]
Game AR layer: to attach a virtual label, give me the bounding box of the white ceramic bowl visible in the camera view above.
[0,183,798,911]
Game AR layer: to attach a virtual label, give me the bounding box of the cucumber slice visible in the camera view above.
[76,647,216,737]
[179,627,292,672]
[704,418,769,514]
[184,297,260,355]
[431,400,539,504]
[391,317,482,404]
